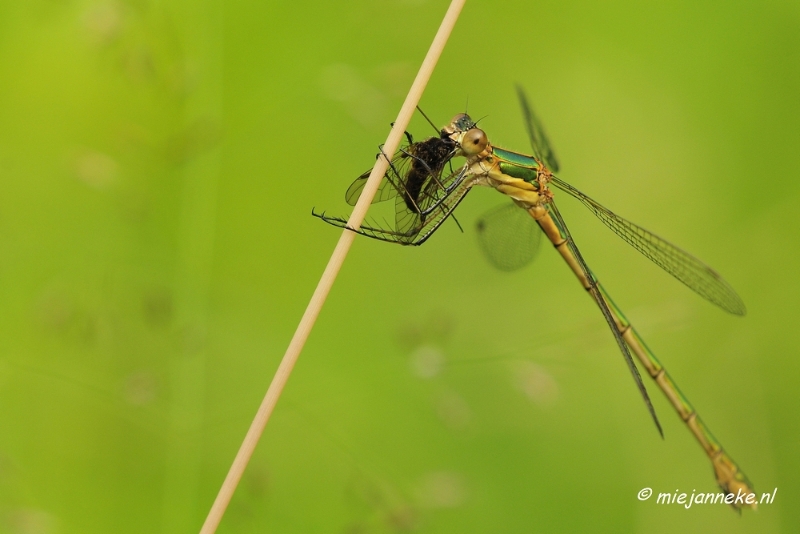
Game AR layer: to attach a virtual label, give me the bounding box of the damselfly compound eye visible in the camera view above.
[460,128,488,156]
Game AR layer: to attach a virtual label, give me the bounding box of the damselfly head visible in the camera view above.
[442,114,487,157]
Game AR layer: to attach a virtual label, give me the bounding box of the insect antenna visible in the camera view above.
[415,105,439,134]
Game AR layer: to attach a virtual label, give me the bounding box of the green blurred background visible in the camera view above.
[0,0,797,532]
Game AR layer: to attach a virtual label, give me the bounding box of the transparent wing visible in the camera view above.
[550,176,746,315]
[345,150,414,206]
[475,202,542,271]
[516,85,560,172]
[547,200,662,436]
[313,166,472,246]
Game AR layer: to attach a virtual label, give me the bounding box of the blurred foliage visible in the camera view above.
[0,0,798,532]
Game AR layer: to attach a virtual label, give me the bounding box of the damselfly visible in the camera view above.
[314,88,755,507]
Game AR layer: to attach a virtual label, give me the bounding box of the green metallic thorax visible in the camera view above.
[492,146,540,184]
